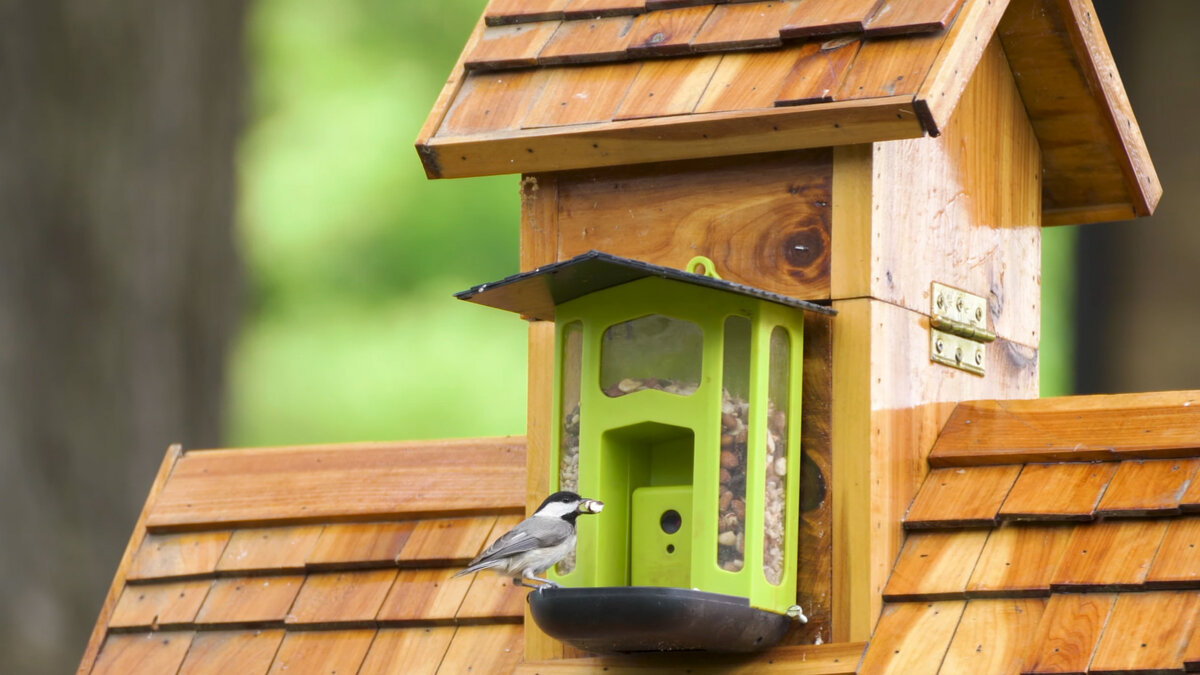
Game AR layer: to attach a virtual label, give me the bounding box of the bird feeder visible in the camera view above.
[457,250,834,652]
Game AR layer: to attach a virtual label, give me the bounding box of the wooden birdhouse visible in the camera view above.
[79,1,1200,674]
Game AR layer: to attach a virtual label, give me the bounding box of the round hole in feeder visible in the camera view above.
[666,544,675,554]
[660,510,682,534]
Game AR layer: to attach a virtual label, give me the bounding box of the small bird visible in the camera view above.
[454,490,603,589]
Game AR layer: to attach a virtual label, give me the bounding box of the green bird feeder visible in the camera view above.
[457,251,835,653]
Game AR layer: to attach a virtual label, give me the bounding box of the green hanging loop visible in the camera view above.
[685,255,723,280]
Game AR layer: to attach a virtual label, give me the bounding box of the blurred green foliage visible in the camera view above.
[230,0,1071,447]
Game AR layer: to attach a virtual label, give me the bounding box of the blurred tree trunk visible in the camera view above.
[1076,1,1200,393]
[0,2,247,673]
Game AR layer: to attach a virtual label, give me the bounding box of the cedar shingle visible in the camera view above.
[857,601,965,673]
[399,516,501,564]
[177,629,284,675]
[1021,593,1115,674]
[966,524,1073,597]
[1145,517,1200,589]
[1089,591,1200,673]
[128,531,231,581]
[904,465,1021,529]
[775,37,861,105]
[693,48,804,113]
[836,28,948,99]
[538,15,638,65]
[690,1,798,52]
[457,572,528,621]
[307,522,416,569]
[266,630,376,675]
[940,598,1046,674]
[286,570,398,626]
[780,0,882,38]
[92,632,195,675]
[358,627,457,675]
[375,568,474,623]
[626,5,714,55]
[109,580,212,628]
[485,0,571,27]
[613,54,723,120]
[439,71,551,137]
[1050,520,1169,591]
[465,22,563,71]
[439,624,525,673]
[563,0,647,20]
[522,62,642,128]
[998,462,1117,522]
[882,529,989,601]
[863,0,963,37]
[1095,458,1200,518]
[216,525,323,575]
[194,576,305,626]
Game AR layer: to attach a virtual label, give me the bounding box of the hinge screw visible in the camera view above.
[975,307,983,322]
[975,350,983,365]
[956,297,965,312]
[936,294,945,310]
[935,339,944,354]
[955,347,963,363]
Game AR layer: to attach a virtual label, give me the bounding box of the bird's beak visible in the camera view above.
[579,499,604,514]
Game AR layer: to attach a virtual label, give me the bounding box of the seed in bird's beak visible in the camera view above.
[581,499,604,514]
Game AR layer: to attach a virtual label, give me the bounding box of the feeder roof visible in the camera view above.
[863,390,1200,673]
[418,0,1160,226]
[455,250,836,320]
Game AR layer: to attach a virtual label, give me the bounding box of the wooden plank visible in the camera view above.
[882,530,989,601]
[78,444,181,675]
[904,465,1022,529]
[522,61,641,128]
[626,5,714,56]
[1050,520,1169,591]
[836,29,948,100]
[266,629,376,675]
[438,624,524,674]
[375,568,475,623]
[693,48,802,112]
[456,572,527,622]
[613,54,723,120]
[857,601,965,673]
[563,0,646,20]
[1089,591,1200,674]
[998,462,1117,522]
[109,579,212,628]
[1146,517,1200,589]
[966,524,1073,597]
[286,569,398,626]
[359,627,457,675]
[537,16,637,66]
[930,392,1200,467]
[306,521,416,568]
[864,0,963,37]
[940,598,1046,675]
[127,530,231,581]
[690,1,798,52]
[911,0,1009,135]
[146,438,525,531]
[775,38,861,106]
[1021,593,1115,674]
[177,629,285,675]
[398,516,498,564]
[464,22,561,71]
[416,14,486,158]
[1185,469,1200,514]
[1184,617,1200,673]
[421,94,924,179]
[1095,458,1200,518]
[439,70,550,137]
[91,631,194,675]
[556,149,832,300]
[194,576,305,626]
[780,0,882,38]
[514,642,867,673]
[485,0,570,27]
[216,525,323,575]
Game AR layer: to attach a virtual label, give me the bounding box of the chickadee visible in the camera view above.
[454,490,603,589]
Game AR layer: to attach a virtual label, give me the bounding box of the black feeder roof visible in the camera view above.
[455,250,836,321]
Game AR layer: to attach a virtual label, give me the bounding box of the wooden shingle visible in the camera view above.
[612,54,723,120]
[1050,520,1168,591]
[966,524,1073,597]
[92,631,195,675]
[1089,591,1200,674]
[625,5,714,55]
[286,570,398,626]
[357,627,456,675]
[775,38,861,105]
[485,0,571,27]
[216,525,323,575]
[998,462,1116,522]
[857,601,965,673]
[522,62,643,128]
[399,516,500,565]
[904,465,1022,529]
[689,1,798,52]
[194,576,305,626]
[1021,593,1115,674]
[693,48,803,113]
[779,0,882,38]
[109,580,212,629]
[439,624,525,673]
[266,629,376,675]
[457,576,528,622]
[1095,458,1200,518]
[307,522,416,569]
[375,568,474,624]
[863,0,963,36]
[882,529,989,600]
[1146,517,1200,589]
[538,15,638,65]
[939,598,1045,675]
[127,531,230,581]
[177,629,285,675]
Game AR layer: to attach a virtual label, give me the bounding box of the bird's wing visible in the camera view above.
[467,518,573,568]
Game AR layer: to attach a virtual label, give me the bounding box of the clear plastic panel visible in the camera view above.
[600,315,702,398]
[718,316,751,572]
[762,327,790,585]
[557,321,583,574]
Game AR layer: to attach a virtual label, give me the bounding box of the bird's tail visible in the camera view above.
[452,560,498,578]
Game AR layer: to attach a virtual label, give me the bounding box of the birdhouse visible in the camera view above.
[458,251,834,651]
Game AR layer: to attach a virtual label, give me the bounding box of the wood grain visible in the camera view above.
[882,530,989,601]
[694,48,802,112]
[626,5,713,55]
[690,1,798,51]
[966,524,1073,597]
[775,38,861,105]
[307,521,416,568]
[931,392,1200,467]
[456,573,527,622]
[1095,458,1200,518]
[77,444,182,675]
[537,15,637,65]
[522,61,641,127]
[486,0,571,26]
[864,0,963,36]
[439,70,550,137]
[1050,520,1169,591]
[439,624,525,673]
[613,54,722,120]
[285,569,398,626]
[91,631,194,675]
[857,601,965,673]
[904,465,1022,529]
[216,525,323,575]
[563,0,646,20]
[398,516,498,564]
[358,627,457,675]
[266,629,376,675]
[1021,593,1115,674]
[375,568,475,623]
[194,576,305,625]
[1146,517,1200,589]
[998,462,1117,522]
[514,642,867,673]
[464,22,562,71]
[109,579,212,628]
[940,598,1046,675]
[146,438,525,531]
[1185,469,1200,513]
[1184,616,1200,673]
[1089,591,1200,674]
[127,530,231,581]
[556,149,832,300]
[780,0,882,38]
[837,29,947,99]
[177,629,285,675]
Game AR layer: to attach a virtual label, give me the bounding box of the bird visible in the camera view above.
[454,490,603,589]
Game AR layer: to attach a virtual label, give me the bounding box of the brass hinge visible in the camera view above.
[930,282,995,376]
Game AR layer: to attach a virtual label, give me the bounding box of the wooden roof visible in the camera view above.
[863,391,1200,674]
[417,0,1160,226]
